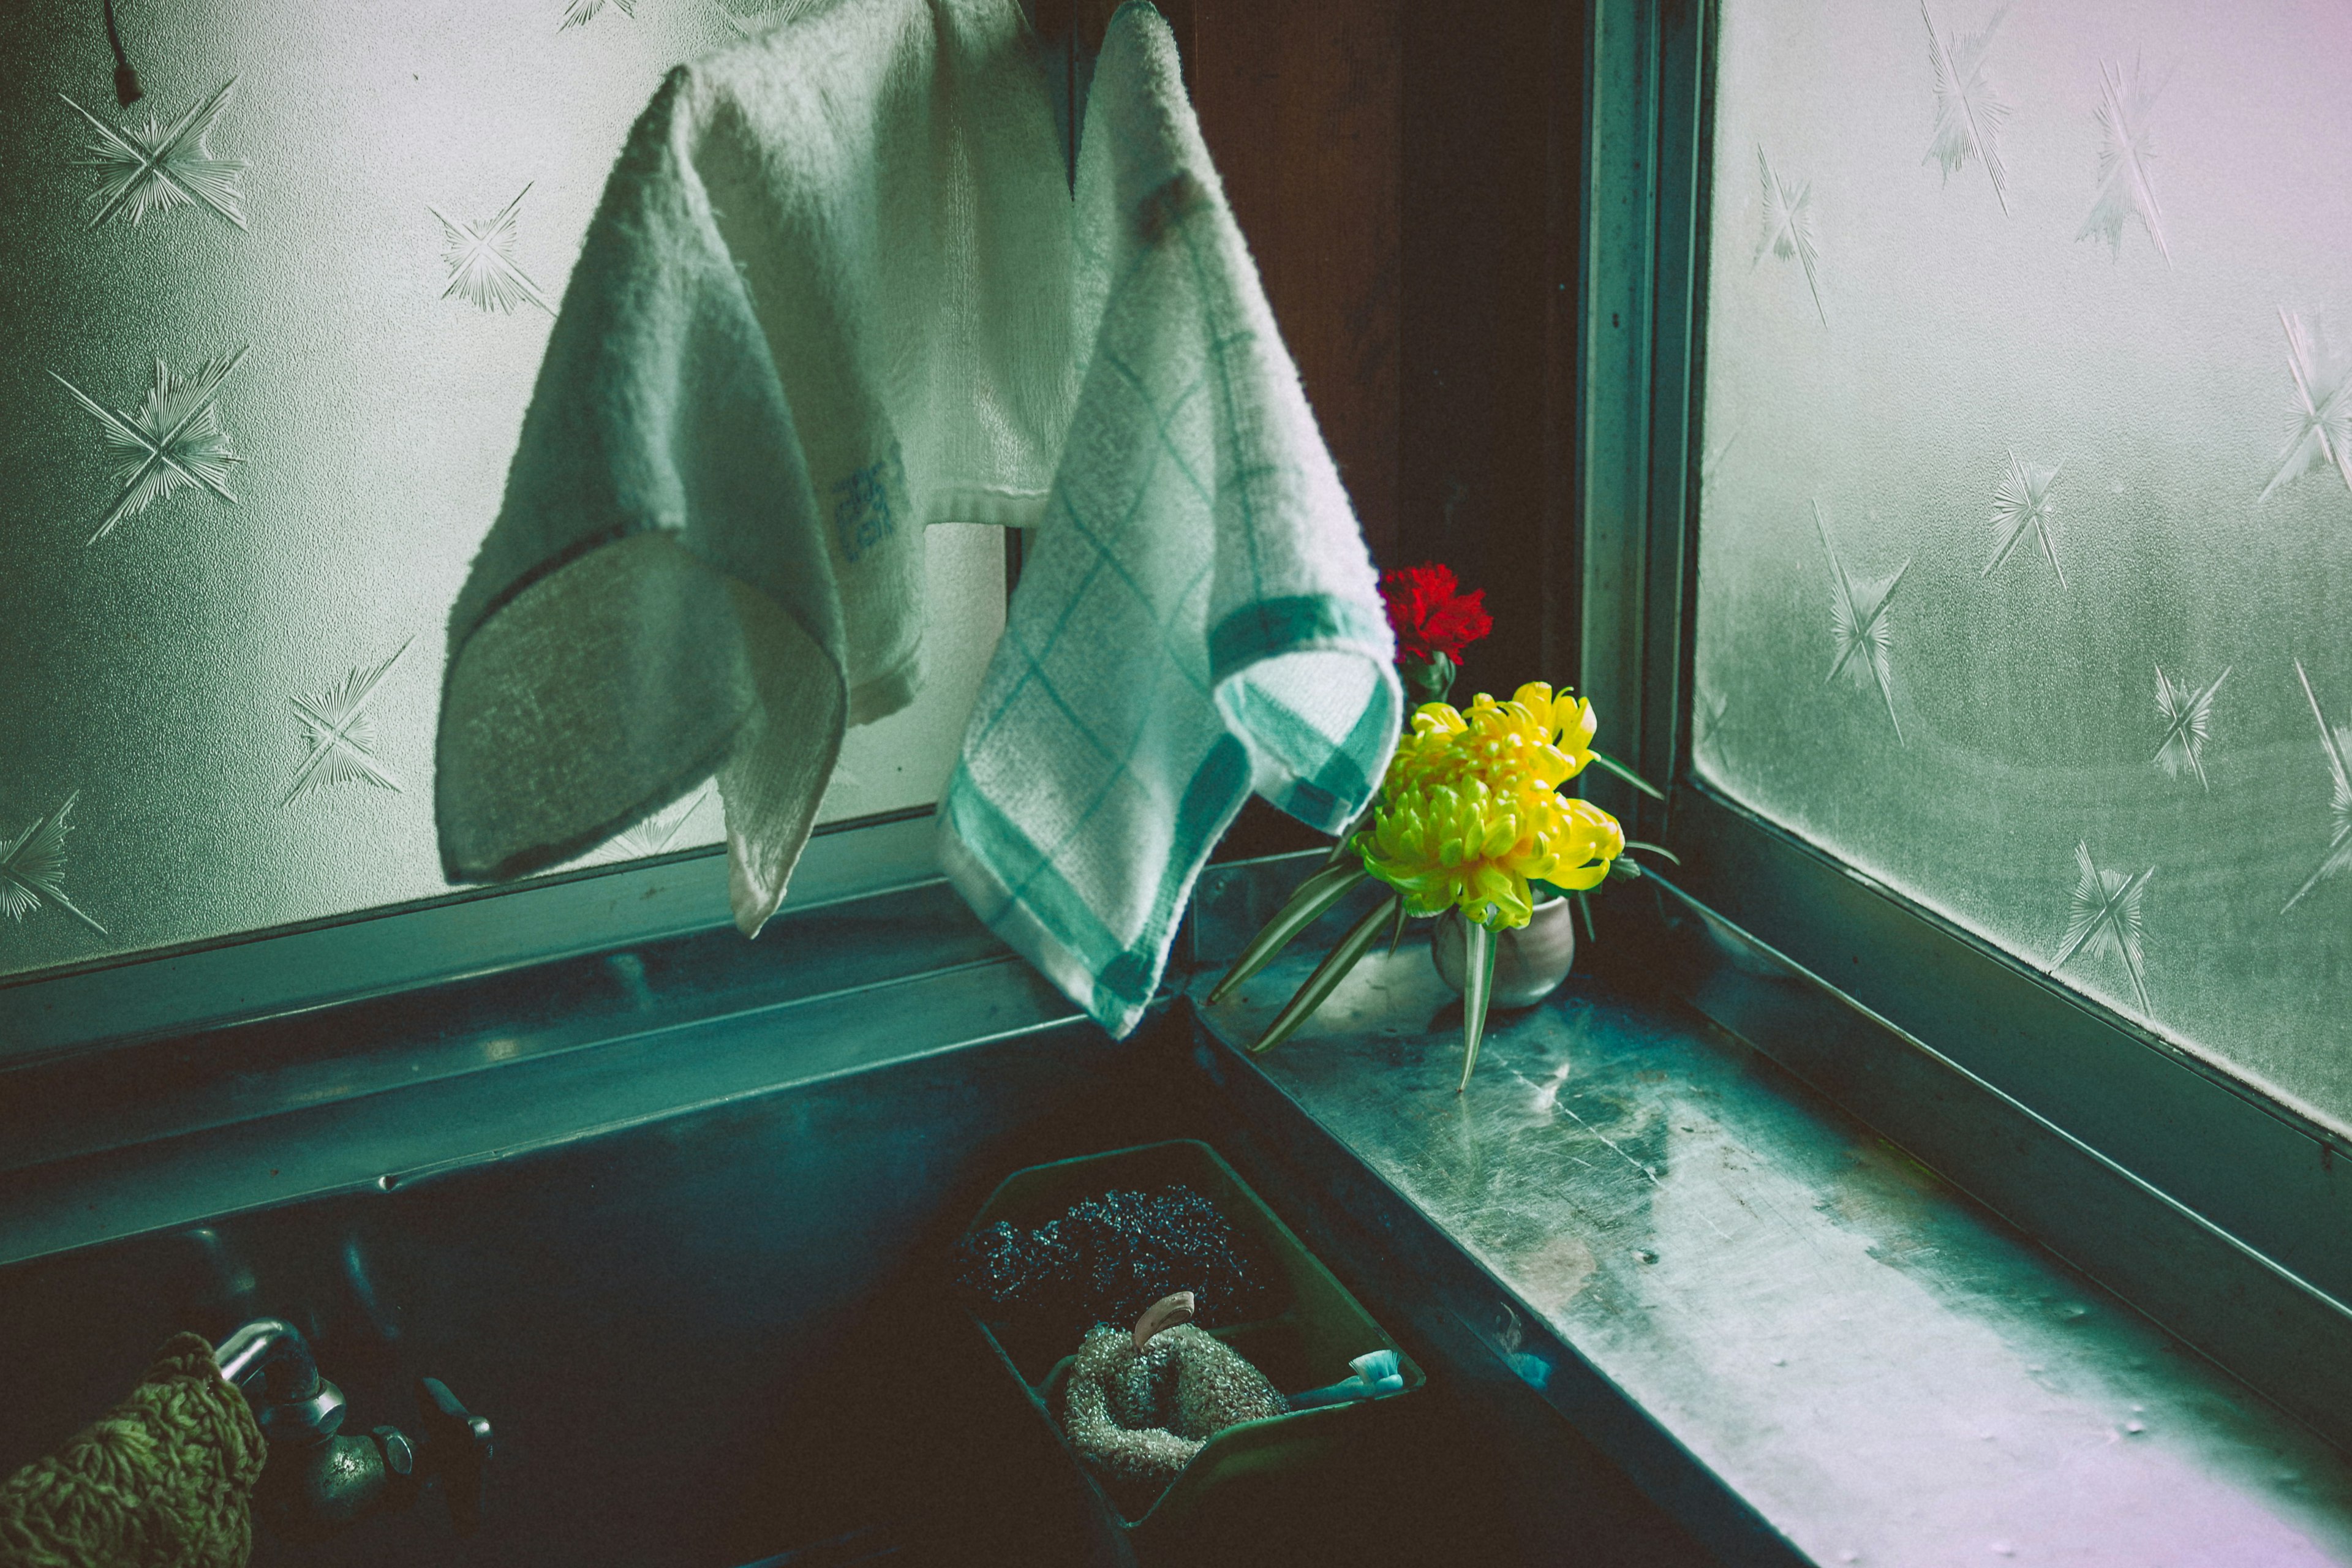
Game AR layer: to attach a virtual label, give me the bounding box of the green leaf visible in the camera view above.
[1575,891,1598,941]
[1588,748,1666,801]
[1207,862,1370,1003]
[1456,919,1497,1093]
[1249,892,1401,1055]
[1321,804,1373,869]
[1624,839,1681,864]
[1384,891,1411,957]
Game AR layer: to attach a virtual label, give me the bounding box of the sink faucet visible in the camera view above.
[213,1318,493,1539]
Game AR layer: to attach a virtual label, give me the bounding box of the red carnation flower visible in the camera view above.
[1381,564,1492,666]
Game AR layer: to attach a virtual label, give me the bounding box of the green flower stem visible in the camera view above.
[1401,650,1457,708]
[1250,892,1404,1056]
[1457,919,1498,1093]
[1207,862,1370,1004]
[1322,806,1373,869]
[1588,748,1666,801]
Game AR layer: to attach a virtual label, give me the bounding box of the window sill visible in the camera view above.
[0,878,1087,1272]
[1185,909,2352,1566]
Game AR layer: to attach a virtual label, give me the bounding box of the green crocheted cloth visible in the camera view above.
[0,1333,266,1568]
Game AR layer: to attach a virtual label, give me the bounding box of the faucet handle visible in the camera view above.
[415,1376,494,1535]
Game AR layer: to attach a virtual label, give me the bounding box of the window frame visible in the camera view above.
[1571,0,2352,1444]
[0,809,943,1065]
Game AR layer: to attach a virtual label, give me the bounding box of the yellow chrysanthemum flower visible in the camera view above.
[1355,687,1623,929]
[1384,685,1596,796]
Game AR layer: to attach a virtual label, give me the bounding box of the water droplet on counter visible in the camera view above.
[1635,1249,1658,1264]
[1771,1357,1787,1366]
[1990,1543,2016,1558]
[2124,1420,2146,1434]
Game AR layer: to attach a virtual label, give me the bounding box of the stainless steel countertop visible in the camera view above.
[1193,943,2352,1567]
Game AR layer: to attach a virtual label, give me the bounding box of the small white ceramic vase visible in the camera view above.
[1430,896,1577,1009]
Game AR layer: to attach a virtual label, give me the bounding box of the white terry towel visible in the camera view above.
[436,0,1080,930]
[937,3,1400,1038]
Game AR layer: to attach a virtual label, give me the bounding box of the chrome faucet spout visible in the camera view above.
[214,1317,318,1403]
[211,1316,491,1540]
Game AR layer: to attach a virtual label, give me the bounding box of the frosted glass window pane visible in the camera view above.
[0,1,999,983]
[1695,0,2352,1130]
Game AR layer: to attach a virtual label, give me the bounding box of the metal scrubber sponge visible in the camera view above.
[1059,1296,1286,1518]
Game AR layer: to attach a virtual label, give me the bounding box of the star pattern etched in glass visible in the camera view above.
[1755,146,1826,326]
[562,0,638,29]
[2152,665,2229,791]
[1985,449,2067,588]
[429,186,555,315]
[1818,503,1910,742]
[50,346,249,547]
[611,783,717,859]
[2261,309,2352,505]
[1692,685,1732,758]
[0,791,107,937]
[286,641,412,805]
[2078,57,2170,262]
[2054,841,2154,1014]
[2283,660,2352,914]
[60,78,247,232]
[1920,0,2012,213]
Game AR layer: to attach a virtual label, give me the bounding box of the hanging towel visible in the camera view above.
[434,0,1398,1022]
[435,0,1083,932]
[938,2,1401,1037]
[0,1333,266,1568]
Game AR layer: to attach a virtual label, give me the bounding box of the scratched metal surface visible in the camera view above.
[1193,946,2352,1567]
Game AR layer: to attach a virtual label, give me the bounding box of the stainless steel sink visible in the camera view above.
[0,916,1147,1566]
[0,872,1695,1567]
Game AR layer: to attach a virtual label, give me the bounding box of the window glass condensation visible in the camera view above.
[1694,0,2352,1129]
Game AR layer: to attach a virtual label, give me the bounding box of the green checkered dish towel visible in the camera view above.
[938,2,1401,1039]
